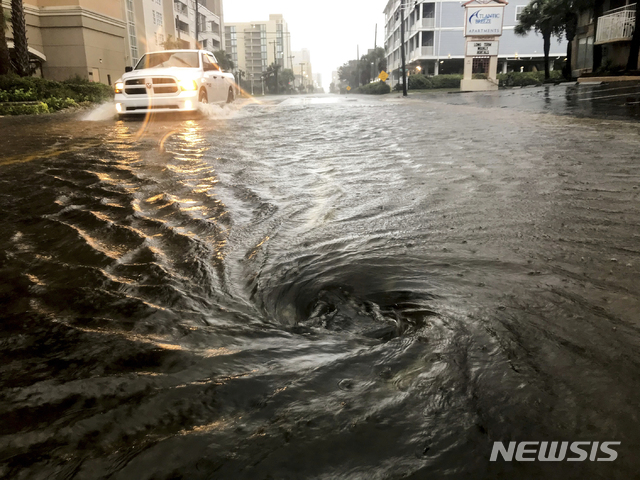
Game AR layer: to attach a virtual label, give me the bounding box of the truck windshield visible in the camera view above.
[135,52,199,70]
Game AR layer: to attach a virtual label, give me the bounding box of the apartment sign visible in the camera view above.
[466,41,499,56]
[465,6,504,36]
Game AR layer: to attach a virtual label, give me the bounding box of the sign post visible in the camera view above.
[461,0,507,92]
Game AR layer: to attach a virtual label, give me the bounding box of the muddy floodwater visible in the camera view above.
[1,87,640,479]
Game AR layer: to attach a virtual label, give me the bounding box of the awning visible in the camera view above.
[7,41,47,61]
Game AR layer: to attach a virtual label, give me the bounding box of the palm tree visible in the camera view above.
[0,6,11,75]
[11,0,30,76]
[515,0,565,80]
[213,50,234,71]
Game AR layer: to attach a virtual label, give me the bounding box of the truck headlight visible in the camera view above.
[115,81,124,94]
[179,79,198,91]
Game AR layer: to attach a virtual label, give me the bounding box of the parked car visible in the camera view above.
[114,50,236,116]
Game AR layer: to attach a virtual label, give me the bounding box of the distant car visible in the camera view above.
[114,49,236,116]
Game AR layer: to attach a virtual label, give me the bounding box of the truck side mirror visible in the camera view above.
[125,66,133,73]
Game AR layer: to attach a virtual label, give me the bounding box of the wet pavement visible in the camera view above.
[1,88,639,480]
[421,81,640,119]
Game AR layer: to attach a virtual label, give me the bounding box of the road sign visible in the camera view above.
[378,71,389,82]
[346,86,351,91]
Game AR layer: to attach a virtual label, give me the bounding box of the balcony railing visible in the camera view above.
[595,3,636,44]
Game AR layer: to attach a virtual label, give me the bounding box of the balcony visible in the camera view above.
[421,17,435,29]
[595,4,636,44]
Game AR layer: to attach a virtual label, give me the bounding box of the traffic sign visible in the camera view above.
[378,71,389,82]
[346,86,351,91]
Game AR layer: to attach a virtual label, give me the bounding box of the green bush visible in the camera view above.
[0,74,114,109]
[0,102,49,116]
[43,97,78,111]
[430,74,463,88]
[357,82,391,94]
[408,74,432,89]
[497,70,564,87]
[391,74,463,91]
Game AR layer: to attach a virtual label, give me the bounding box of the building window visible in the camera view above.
[126,0,138,66]
[156,33,164,45]
[516,5,525,21]
[576,36,594,70]
[423,3,435,19]
[153,10,163,26]
[422,31,434,47]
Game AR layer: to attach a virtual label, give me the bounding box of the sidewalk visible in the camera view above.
[404,83,640,121]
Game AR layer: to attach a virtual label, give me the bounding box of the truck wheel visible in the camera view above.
[199,89,208,105]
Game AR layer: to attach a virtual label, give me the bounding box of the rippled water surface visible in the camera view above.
[1,93,640,479]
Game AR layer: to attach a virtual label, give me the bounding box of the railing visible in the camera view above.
[595,3,636,44]
[421,17,435,29]
[421,46,434,56]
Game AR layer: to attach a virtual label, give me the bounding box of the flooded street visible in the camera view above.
[1,88,640,479]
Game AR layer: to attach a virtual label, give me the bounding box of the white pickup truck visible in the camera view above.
[114,49,236,116]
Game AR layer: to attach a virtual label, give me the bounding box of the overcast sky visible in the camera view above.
[224,0,387,90]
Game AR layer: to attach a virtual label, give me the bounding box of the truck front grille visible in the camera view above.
[124,77,179,95]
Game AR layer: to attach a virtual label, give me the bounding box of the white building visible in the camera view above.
[292,49,313,88]
[384,0,567,83]
[124,0,224,67]
[224,14,292,86]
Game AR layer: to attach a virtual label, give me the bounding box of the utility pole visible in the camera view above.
[299,62,305,90]
[195,0,199,48]
[356,45,360,88]
[373,24,378,80]
[269,41,278,94]
[288,54,295,87]
[400,0,408,97]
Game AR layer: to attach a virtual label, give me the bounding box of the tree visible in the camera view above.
[213,49,234,71]
[262,62,283,94]
[562,10,578,80]
[278,68,295,92]
[11,0,30,76]
[0,7,11,75]
[259,65,293,94]
[162,35,183,50]
[338,59,359,87]
[358,47,387,84]
[515,0,565,79]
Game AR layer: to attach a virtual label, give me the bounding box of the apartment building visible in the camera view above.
[224,14,291,83]
[384,0,567,83]
[2,0,225,84]
[291,48,313,87]
[124,0,225,67]
[572,0,639,76]
[2,0,127,84]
